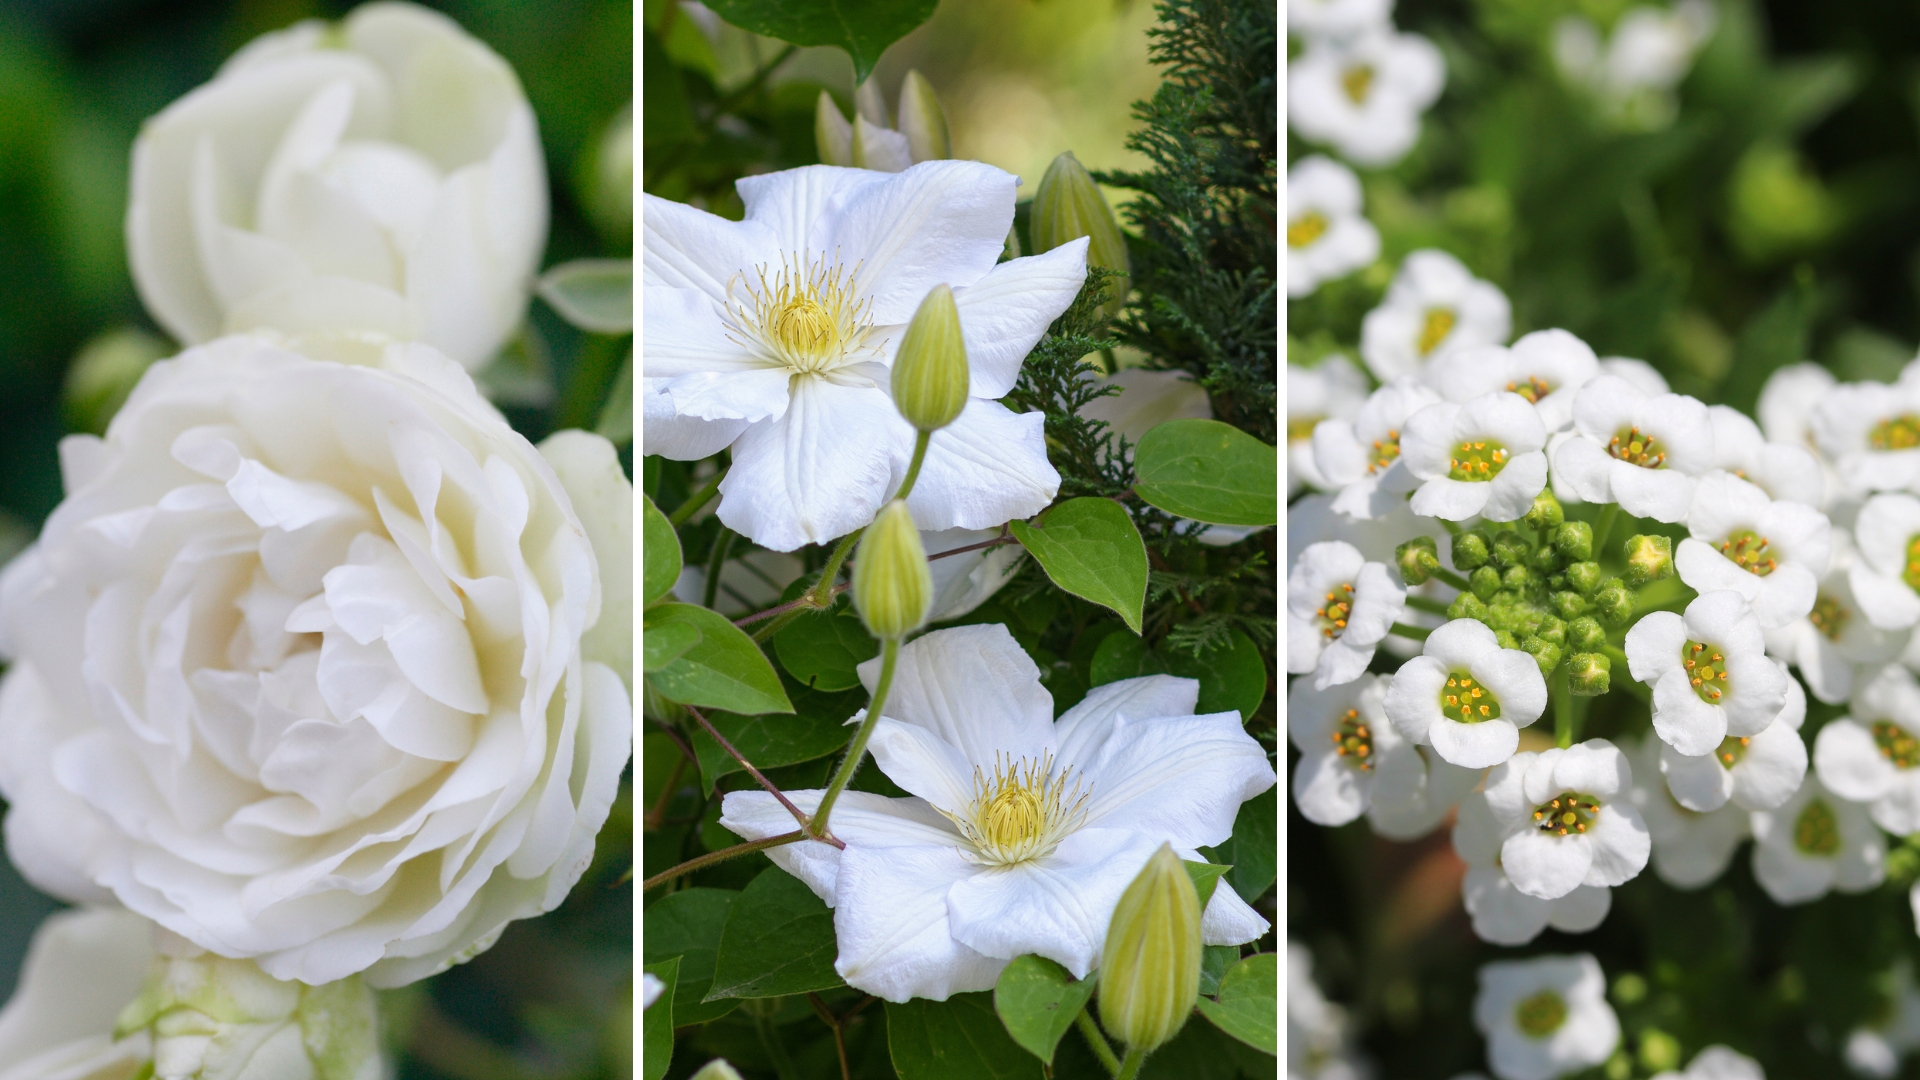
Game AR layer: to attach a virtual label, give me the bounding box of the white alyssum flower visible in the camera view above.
[644,161,1082,552]
[1659,659,1807,812]
[1650,1045,1765,1080]
[1400,392,1550,522]
[1290,942,1368,1080]
[1759,362,1838,449]
[1289,357,1371,497]
[1600,356,1670,394]
[1288,156,1381,298]
[1812,372,1920,494]
[1484,741,1651,900]
[1287,27,1445,168]
[1290,674,1476,834]
[1368,740,1482,840]
[1453,792,1611,947]
[1814,663,1920,835]
[720,624,1275,1002]
[1627,734,1749,889]
[1626,590,1788,756]
[0,907,154,1080]
[1554,2,1716,128]
[1287,0,1394,41]
[1849,494,1920,631]
[1386,618,1548,768]
[1553,375,1715,522]
[127,2,546,372]
[1706,404,1825,507]
[0,335,632,987]
[1288,541,1407,689]
[1474,954,1620,1080]
[1847,960,1920,1079]
[1430,329,1601,433]
[1312,377,1437,520]
[1765,530,1910,704]
[1359,250,1511,382]
[1750,774,1885,904]
[1674,473,1829,630]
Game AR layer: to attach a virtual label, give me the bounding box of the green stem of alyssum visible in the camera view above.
[808,636,901,842]
[1592,503,1620,561]
[1553,662,1574,749]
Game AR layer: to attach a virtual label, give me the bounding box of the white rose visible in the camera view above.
[127,1,548,371]
[0,908,154,1080]
[0,333,631,988]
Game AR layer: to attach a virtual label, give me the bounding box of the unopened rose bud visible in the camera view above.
[1098,844,1201,1054]
[1622,534,1675,587]
[1568,616,1606,651]
[891,284,970,432]
[1521,636,1563,676]
[1553,520,1593,562]
[896,70,950,162]
[1564,561,1603,596]
[1031,151,1130,318]
[816,90,853,167]
[1568,652,1611,696]
[853,501,933,640]
[1526,490,1565,530]
[1595,578,1634,627]
[1396,536,1440,584]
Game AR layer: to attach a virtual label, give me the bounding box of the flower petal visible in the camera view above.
[737,164,889,254]
[832,842,1007,1002]
[824,160,1019,325]
[718,377,908,552]
[949,240,1089,399]
[945,827,1162,977]
[641,193,779,303]
[903,398,1059,531]
[1056,674,1200,766]
[1075,712,1277,850]
[855,623,1055,771]
[1501,829,1594,900]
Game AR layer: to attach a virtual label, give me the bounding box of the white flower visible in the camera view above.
[1749,775,1885,904]
[1650,1045,1765,1080]
[1288,156,1381,297]
[1312,377,1438,520]
[1599,356,1670,395]
[127,2,546,371]
[1368,731,1482,840]
[1359,250,1511,382]
[1705,405,1825,507]
[1556,1,1716,129]
[719,624,1275,1002]
[1483,740,1651,900]
[1289,357,1371,497]
[1759,362,1838,448]
[1287,27,1444,167]
[1814,663,1920,834]
[1659,659,1807,812]
[924,527,1025,622]
[1765,530,1910,704]
[1401,393,1549,522]
[1385,618,1548,768]
[1625,590,1788,756]
[1849,494,1920,631]
[1287,0,1394,41]
[1627,735,1749,889]
[1553,375,1714,522]
[1847,961,1920,1079]
[1811,375,1920,493]
[1287,541,1407,688]
[0,907,153,1080]
[640,973,666,1010]
[0,336,632,987]
[643,160,1081,551]
[1674,474,1829,629]
[1453,792,1611,946]
[1430,329,1600,433]
[1473,954,1620,1080]
[1290,942,1368,1080]
[1289,673,1475,833]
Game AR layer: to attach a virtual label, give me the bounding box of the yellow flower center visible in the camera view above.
[1607,425,1666,468]
[1449,440,1509,482]
[724,254,878,376]
[1369,429,1402,474]
[1318,583,1355,640]
[1719,530,1777,576]
[1903,535,1920,593]
[1870,414,1920,451]
[1331,708,1374,772]
[1532,792,1601,836]
[1506,375,1553,403]
[1809,594,1848,641]
[1717,735,1751,767]
[1441,672,1501,722]
[1289,212,1330,248]
[1416,307,1456,355]
[1288,414,1325,443]
[1875,721,1920,769]
[1514,989,1568,1038]
[1793,797,1841,856]
[947,751,1090,866]
[1341,64,1375,104]
[1682,640,1729,704]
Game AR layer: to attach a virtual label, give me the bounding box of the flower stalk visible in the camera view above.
[807,637,901,842]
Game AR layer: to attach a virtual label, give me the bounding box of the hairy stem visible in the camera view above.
[1404,594,1452,616]
[1553,663,1574,749]
[1116,1047,1148,1080]
[641,831,805,892]
[1075,1010,1124,1077]
[1430,567,1471,593]
[1593,503,1620,561]
[899,429,932,502]
[809,637,900,841]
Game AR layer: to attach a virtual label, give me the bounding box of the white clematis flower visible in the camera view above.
[1814,663,1920,834]
[1811,372,1920,494]
[1312,377,1439,520]
[1659,659,1807,812]
[1359,250,1511,383]
[1553,375,1715,522]
[719,624,1275,1002]
[0,907,154,1080]
[1484,741,1651,901]
[1288,356,1371,498]
[1674,472,1829,630]
[1287,156,1381,297]
[1386,618,1547,768]
[1706,405,1825,507]
[1749,774,1885,904]
[643,160,1082,552]
[1401,392,1550,523]
[1849,493,1920,631]
[1627,735,1749,889]
[1429,329,1601,433]
[1473,954,1620,1080]
[1764,530,1910,704]
[1650,1045,1765,1080]
[1453,792,1611,946]
[1625,589,1788,756]
[1287,27,1445,168]
[1287,541,1407,689]
[127,2,548,371]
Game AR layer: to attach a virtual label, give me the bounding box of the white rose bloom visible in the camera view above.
[1764,530,1910,704]
[1400,393,1550,523]
[1313,377,1438,520]
[644,160,1082,551]
[719,624,1275,1002]
[1287,541,1407,689]
[0,336,631,987]
[1553,375,1715,523]
[127,2,546,372]
[1749,775,1885,904]
[1473,954,1620,1080]
[1287,156,1381,298]
[1849,493,1920,631]
[1289,356,1371,497]
[1453,792,1611,946]
[1627,735,1748,889]
[1289,942,1369,1080]
[1484,741,1651,900]
[1359,250,1511,383]
[1673,473,1829,630]
[1386,618,1547,768]
[0,908,154,1080]
[1288,28,1445,168]
[1650,1045,1765,1080]
[1659,659,1807,812]
[1812,374,1920,494]
[1706,405,1825,507]
[1429,330,1600,434]
[1287,0,1394,41]
[1290,673,1475,833]
[1626,590,1788,756]
[1814,663,1920,834]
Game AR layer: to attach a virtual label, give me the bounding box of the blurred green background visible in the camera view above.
[0,0,630,1075]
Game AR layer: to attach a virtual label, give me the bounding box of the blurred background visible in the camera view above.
[0,0,630,1075]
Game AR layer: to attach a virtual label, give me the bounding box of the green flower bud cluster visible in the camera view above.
[1447,521,1625,676]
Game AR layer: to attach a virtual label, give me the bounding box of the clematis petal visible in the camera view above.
[831,842,1007,1002]
[718,378,909,552]
[948,240,1090,399]
[855,623,1055,771]
[640,380,748,460]
[821,160,1018,325]
[1054,674,1200,765]
[640,287,770,380]
[1074,712,1278,850]
[717,789,962,906]
[737,164,889,255]
[903,399,1059,532]
[640,193,779,302]
[945,827,1162,977]
[1198,876,1271,945]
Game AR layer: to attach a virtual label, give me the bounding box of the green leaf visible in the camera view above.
[642,888,740,1025]
[1164,628,1268,721]
[641,956,678,1080]
[702,0,939,83]
[992,955,1094,1066]
[1198,945,1236,998]
[706,867,844,999]
[1195,953,1278,1055]
[597,351,632,446]
[1009,498,1148,633]
[643,495,681,607]
[1212,788,1277,903]
[1183,860,1230,909]
[887,992,1044,1079]
[773,602,879,691]
[1133,419,1277,526]
[646,604,794,715]
[1089,631,1168,686]
[537,258,633,335]
[690,679,862,793]
[643,620,701,672]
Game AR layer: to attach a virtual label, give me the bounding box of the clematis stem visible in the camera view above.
[643,754,687,832]
[686,705,837,844]
[736,583,851,628]
[669,466,728,527]
[927,528,1016,562]
[1075,1010,1124,1076]
[1116,1047,1148,1080]
[702,527,735,610]
[808,637,901,842]
[1389,621,1432,641]
[1593,503,1620,560]
[641,830,807,891]
[1553,664,1574,749]
[898,430,933,501]
[750,528,866,642]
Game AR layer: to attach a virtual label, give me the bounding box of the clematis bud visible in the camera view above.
[892,284,970,432]
[1396,536,1440,584]
[1098,844,1201,1053]
[1568,652,1611,696]
[1452,530,1491,570]
[1622,533,1675,587]
[853,501,933,640]
[1553,520,1594,562]
[816,90,854,167]
[1031,151,1130,318]
[896,70,950,162]
[1525,490,1565,530]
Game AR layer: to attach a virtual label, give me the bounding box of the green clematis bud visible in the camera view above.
[1568,652,1611,696]
[1470,565,1502,600]
[1553,521,1594,563]
[853,501,933,640]
[1491,531,1531,569]
[815,90,854,167]
[1568,616,1606,651]
[1452,530,1491,570]
[1521,636,1563,676]
[1396,536,1441,585]
[891,285,970,432]
[1526,490,1565,530]
[1564,561,1603,596]
[1099,843,1201,1054]
[896,70,950,162]
[1031,151,1131,319]
[1623,534,1675,587]
[1595,578,1634,627]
